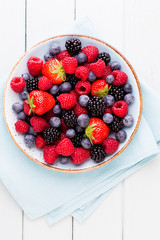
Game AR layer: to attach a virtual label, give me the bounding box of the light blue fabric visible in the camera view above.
[0,18,160,225]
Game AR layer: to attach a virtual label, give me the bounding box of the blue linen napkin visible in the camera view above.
[0,18,160,225]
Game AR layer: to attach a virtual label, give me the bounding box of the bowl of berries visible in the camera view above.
[3,35,142,172]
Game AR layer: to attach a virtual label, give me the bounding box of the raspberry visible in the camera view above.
[112,70,128,86]
[101,65,112,80]
[104,107,112,114]
[15,120,29,134]
[38,76,52,91]
[60,118,68,132]
[90,59,105,77]
[71,147,91,165]
[27,57,43,76]
[30,116,47,132]
[35,135,46,149]
[56,138,74,156]
[43,145,58,165]
[111,100,128,118]
[54,132,66,145]
[73,102,88,117]
[62,57,78,74]
[81,46,99,63]
[57,50,71,60]
[75,81,91,95]
[57,93,77,110]
[23,101,32,115]
[42,110,55,122]
[75,66,89,81]
[102,138,119,154]
[69,90,79,101]
[10,77,25,93]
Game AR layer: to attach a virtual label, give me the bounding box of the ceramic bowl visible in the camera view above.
[3,34,142,173]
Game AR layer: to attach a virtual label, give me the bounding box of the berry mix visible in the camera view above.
[10,38,135,166]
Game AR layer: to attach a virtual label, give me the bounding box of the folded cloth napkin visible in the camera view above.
[0,17,160,225]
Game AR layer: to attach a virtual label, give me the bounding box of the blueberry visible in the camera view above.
[81,138,91,149]
[106,74,114,84]
[44,53,53,62]
[21,73,30,81]
[66,129,76,138]
[115,130,127,143]
[74,52,87,64]
[124,83,132,93]
[50,117,61,128]
[124,93,135,105]
[88,71,97,82]
[53,104,61,115]
[24,134,35,148]
[28,126,38,136]
[12,102,23,113]
[103,113,114,124]
[79,95,90,107]
[49,42,61,56]
[59,156,70,164]
[59,82,72,93]
[19,90,28,101]
[17,111,26,120]
[77,114,90,128]
[103,95,115,107]
[123,114,134,127]
[111,61,121,70]
[75,125,84,134]
[50,85,59,95]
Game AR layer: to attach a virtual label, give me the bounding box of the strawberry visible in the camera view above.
[35,135,47,149]
[10,77,25,93]
[111,100,128,118]
[57,93,76,110]
[54,132,66,145]
[101,65,112,80]
[27,57,43,76]
[75,81,91,95]
[85,118,110,144]
[26,90,55,115]
[56,138,74,156]
[38,76,52,91]
[112,70,128,86]
[57,50,71,60]
[15,120,29,134]
[30,116,48,132]
[90,59,105,77]
[91,79,110,97]
[62,57,78,74]
[75,66,89,81]
[23,101,32,115]
[42,59,66,84]
[102,138,119,154]
[81,46,99,63]
[69,90,79,100]
[71,147,91,165]
[43,145,58,165]
[73,102,88,117]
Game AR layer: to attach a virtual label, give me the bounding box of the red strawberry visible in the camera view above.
[71,147,91,165]
[10,77,25,93]
[42,59,66,84]
[101,65,112,80]
[30,116,48,132]
[60,119,68,133]
[111,100,128,118]
[81,46,99,63]
[38,76,52,91]
[104,107,112,114]
[62,57,78,74]
[35,135,46,149]
[27,90,55,115]
[23,101,32,115]
[57,50,71,60]
[90,59,105,77]
[102,138,119,154]
[15,120,29,134]
[54,132,66,145]
[73,102,88,117]
[91,79,110,97]
[27,57,43,76]
[75,66,89,81]
[56,138,74,156]
[112,70,128,86]
[75,81,91,95]
[69,90,79,101]
[42,110,55,122]
[85,118,110,144]
[43,145,58,165]
[57,93,76,110]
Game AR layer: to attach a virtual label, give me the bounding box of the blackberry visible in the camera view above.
[91,145,106,163]
[43,127,60,144]
[65,38,81,55]
[27,77,39,93]
[88,96,106,117]
[109,85,125,101]
[62,110,77,128]
[109,115,123,133]
[97,52,111,65]
[71,133,83,147]
[66,74,80,88]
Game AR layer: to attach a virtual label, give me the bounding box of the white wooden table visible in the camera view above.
[1,0,160,239]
